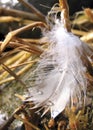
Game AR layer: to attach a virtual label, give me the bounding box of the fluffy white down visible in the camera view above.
[25,23,92,118]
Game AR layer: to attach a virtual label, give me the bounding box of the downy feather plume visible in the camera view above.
[25,0,93,118]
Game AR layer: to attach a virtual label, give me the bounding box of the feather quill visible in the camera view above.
[25,0,93,118]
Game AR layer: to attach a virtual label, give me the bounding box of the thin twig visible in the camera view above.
[0,7,41,21]
[44,123,49,130]
[0,62,34,85]
[0,16,21,23]
[71,29,87,36]
[80,31,93,42]
[0,51,31,79]
[9,59,38,69]
[17,0,45,22]
[0,50,25,66]
[59,0,71,31]
[0,22,47,52]
[1,63,26,87]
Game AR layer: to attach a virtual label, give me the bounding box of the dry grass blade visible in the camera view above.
[59,0,71,31]
[71,29,87,36]
[0,61,36,85]
[15,93,26,101]
[0,50,26,66]
[22,37,48,45]
[0,22,47,53]
[0,16,35,25]
[9,59,38,69]
[0,52,31,83]
[0,51,31,79]
[80,31,93,43]
[17,0,45,22]
[44,123,49,130]
[0,16,21,23]
[1,63,26,87]
[84,8,93,23]
[0,7,41,21]
[1,40,44,55]
[12,38,44,54]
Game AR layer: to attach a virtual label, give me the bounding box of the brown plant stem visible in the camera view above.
[17,0,45,22]
[0,22,47,53]
[59,0,71,31]
[0,7,41,21]
[1,63,26,87]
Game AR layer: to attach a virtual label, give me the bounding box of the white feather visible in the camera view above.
[25,16,93,118]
